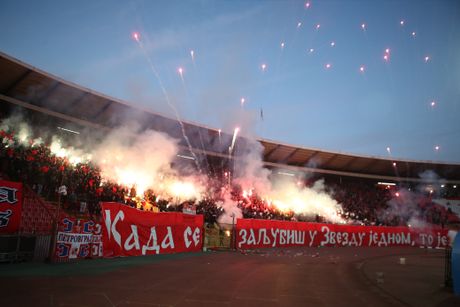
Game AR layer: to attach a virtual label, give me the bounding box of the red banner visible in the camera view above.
[0,180,23,234]
[101,202,203,257]
[54,215,103,261]
[236,219,450,249]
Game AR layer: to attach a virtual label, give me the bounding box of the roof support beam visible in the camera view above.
[321,154,339,167]
[302,151,320,167]
[2,69,32,94]
[65,92,89,114]
[91,100,112,120]
[264,145,281,160]
[35,82,60,106]
[357,159,378,173]
[281,148,299,163]
[340,157,357,170]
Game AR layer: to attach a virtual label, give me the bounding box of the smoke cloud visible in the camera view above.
[91,125,178,195]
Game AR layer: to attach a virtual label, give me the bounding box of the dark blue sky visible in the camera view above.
[1,0,459,162]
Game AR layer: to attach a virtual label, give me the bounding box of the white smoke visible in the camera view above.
[1,115,34,145]
[381,170,447,227]
[269,178,345,224]
[229,136,345,224]
[91,125,179,195]
[50,135,91,165]
[233,138,272,194]
[217,192,242,224]
[407,216,430,229]
[384,188,422,223]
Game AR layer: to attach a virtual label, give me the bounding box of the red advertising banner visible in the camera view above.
[0,180,23,234]
[101,202,203,257]
[236,219,450,249]
[54,215,103,261]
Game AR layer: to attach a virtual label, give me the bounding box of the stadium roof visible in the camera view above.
[1,51,459,183]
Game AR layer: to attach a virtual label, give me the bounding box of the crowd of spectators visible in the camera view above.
[1,127,458,227]
[327,180,456,227]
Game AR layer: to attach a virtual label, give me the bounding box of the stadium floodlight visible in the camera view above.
[177,154,195,160]
[57,126,80,135]
[278,171,295,177]
[377,182,396,186]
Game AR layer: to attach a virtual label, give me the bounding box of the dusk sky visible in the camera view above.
[1,0,459,163]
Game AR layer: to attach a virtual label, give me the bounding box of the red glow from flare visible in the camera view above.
[132,32,140,42]
[305,2,311,9]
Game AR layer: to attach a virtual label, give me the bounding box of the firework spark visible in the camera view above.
[177,67,185,85]
[229,127,240,153]
[132,32,140,42]
[131,30,200,170]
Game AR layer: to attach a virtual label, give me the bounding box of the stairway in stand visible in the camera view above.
[20,185,57,235]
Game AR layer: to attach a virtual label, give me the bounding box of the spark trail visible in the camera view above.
[132,32,201,171]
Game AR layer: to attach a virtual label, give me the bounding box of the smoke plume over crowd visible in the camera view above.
[0,111,350,223]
